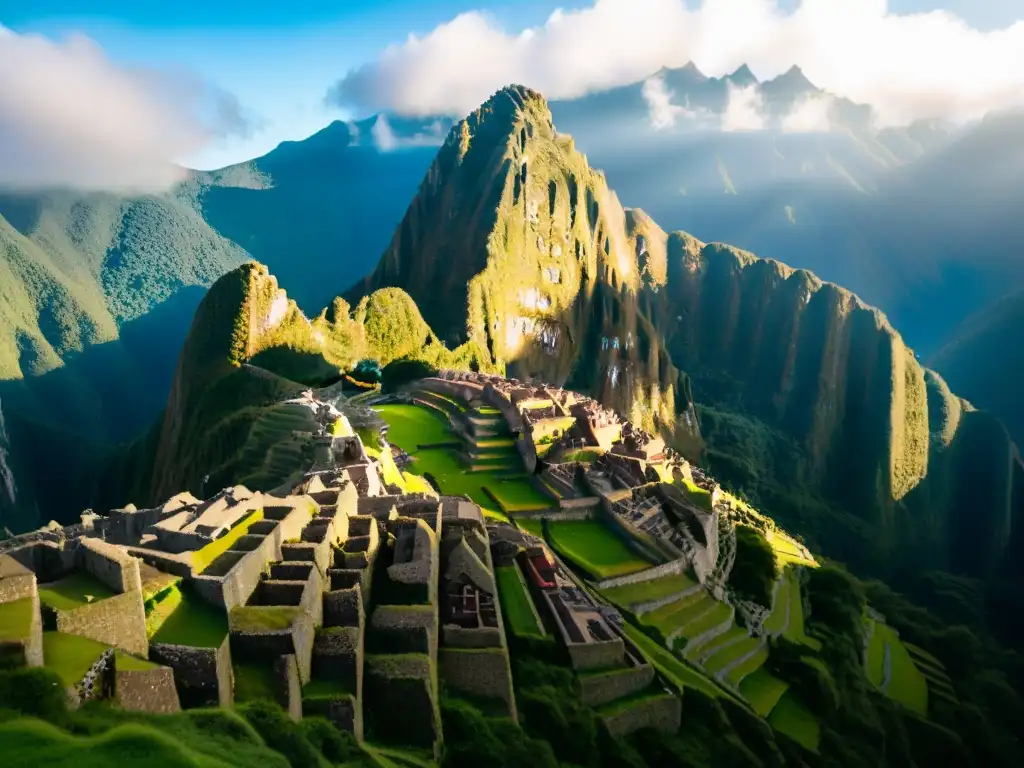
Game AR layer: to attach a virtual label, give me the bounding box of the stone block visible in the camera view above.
[323,587,363,628]
[438,647,516,720]
[56,589,147,656]
[115,665,182,714]
[149,637,233,708]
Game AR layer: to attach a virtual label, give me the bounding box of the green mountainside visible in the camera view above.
[350,85,1023,585]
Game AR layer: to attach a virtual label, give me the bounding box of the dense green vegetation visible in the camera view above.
[0,666,367,767]
[728,526,778,608]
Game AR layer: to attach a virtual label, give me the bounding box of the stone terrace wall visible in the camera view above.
[192,533,278,612]
[567,638,625,671]
[76,537,143,593]
[595,558,688,590]
[56,589,148,656]
[438,647,517,720]
[580,665,655,707]
[0,555,43,667]
[115,665,181,714]
[149,636,233,708]
[0,554,36,603]
[9,541,75,582]
[441,625,503,649]
[601,693,681,739]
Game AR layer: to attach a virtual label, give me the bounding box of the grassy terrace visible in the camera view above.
[702,636,762,676]
[192,509,265,575]
[0,597,34,641]
[373,403,550,518]
[618,622,742,704]
[149,586,229,648]
[495,565,544,637]
[42,632,109,686]
[776,568,821,650]
[639,589,709,638]
[768,691,820,752]
[546,520,652,580]
[38,572,116,612]
[230,606,300,632]
[600,571,698,608]
[739,668,790,716]
[865,619,886,687]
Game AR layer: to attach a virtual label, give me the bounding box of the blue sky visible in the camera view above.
[3,1,1023,171]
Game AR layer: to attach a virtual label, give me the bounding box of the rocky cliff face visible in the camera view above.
[354,85,1022,578]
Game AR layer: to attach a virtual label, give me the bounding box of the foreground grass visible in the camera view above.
[495,565,544,638]
[546,520,651,580]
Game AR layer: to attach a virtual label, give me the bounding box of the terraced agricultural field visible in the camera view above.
[702,635,763,676]
[639,589,711,639]
[600,571,699,608]
[495,565,544,638]
[546,520,652,579]
[739,668,790,716]
[768,691,820,752]
[374,403,455,448]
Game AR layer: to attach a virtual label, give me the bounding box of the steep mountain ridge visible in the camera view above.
[353,85,1022,579]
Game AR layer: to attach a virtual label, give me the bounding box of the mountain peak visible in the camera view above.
[776,65,818,92]
[727,64,759,86]
[679,61,708,80]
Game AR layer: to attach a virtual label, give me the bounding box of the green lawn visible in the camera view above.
[600,571,698,608]
[495,565,544,638]
[546,520,652,580]
[485,479,551,513]
[739,667,790,716]
[768,691,820,752]
[38,572,116,612]
[0,597,34,641]
[149,587,228,648]
[373,404,455,449]
[42,632,110,686]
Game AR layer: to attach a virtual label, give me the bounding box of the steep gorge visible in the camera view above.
[353,85,1022,579]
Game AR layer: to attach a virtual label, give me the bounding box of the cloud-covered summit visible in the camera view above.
[327,0,1024,126]
[0,26,259,193]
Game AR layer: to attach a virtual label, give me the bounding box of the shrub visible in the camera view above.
[0,668,70,726]
[728,525,777,608]
[236,700,325,768]
[381,358,437,392]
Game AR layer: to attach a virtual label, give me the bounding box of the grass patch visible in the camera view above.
[679,600,733,641]
[514,517,545,538]
[739,667,790,716]
[495,565,544,638]
[233,662,279,704]
[192,510,264,575]
[484,480,551,513]
[150,586,229,648]
[38,573,116,612]
[865,619,886,687]
[679,479,713,513]
[762,571,792,636]
[546,520,651,580]
[114,651,160,671]
[302,677,352,699]
[373,403,454,448]
[703,636,762,676]
[595,689,673,717]
[0,597,34,641]
[600,571,698,607]
[767,691,820,752]
[42,632,109,686]
[780,571,820,650]
[562,448,603,463]
[229,606,299,632]
[722,646,768,688]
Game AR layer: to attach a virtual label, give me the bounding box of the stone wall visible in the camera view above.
[368,605,436,656]
[559,496,601,510]
[9,541,75,582]
[274,653,303,721]
[596,503,676,564]
[364,654,440,751]
[312,626,361,693]
[514,509,593,522]
[56,589,147,656]
[76,537,143,593]
[115,665,181,714]
[71,648,115,708]
[148,637,233,708]
[0,554,36,602]
[579,665,654,707]
[595,558,688,590]
[441,625,503,649]
[191,534,277,612]
[438,647,517,720]
[304,694,361,741]
[566,638,625,672]
[600,693,681,739]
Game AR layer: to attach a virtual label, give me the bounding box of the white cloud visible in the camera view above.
[641,74,714,129]
[370,114,399,151]
[328,0,1024,126]
[781,93,835,132]
[369,114,449,151]
[722,83,766,131]
[0,26,256,193]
